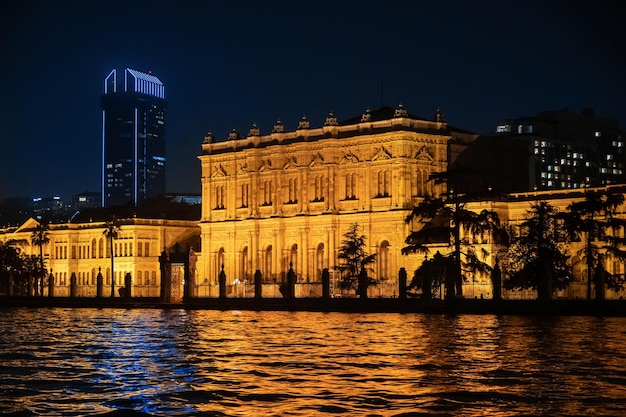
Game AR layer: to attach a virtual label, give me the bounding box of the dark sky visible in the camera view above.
[1,0,624,201]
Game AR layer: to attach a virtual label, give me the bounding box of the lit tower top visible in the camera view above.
[104,68,165,99]
[101,68,167,208]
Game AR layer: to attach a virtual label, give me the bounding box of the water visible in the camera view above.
[1,309,626,417]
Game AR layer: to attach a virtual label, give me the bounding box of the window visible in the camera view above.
[315,243,325,280]
[379,241,390,281]
[345,173,357,199]
[264,246,273,280]
[313,176,324,202]
[287,178,298,203]
[215,185,225,209]
[377,170,391,197]
[241,183,249,208]
[262,180,273,205]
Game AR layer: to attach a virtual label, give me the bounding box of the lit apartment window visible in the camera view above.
[518,125,523,134]
[595,131,601,137]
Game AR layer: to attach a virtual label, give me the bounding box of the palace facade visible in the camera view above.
[197,105,477,296]
[0,217,199,298]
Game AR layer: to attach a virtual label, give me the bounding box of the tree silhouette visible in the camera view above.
[403,168,507,300]
[503,201,571,300]
[562,190,626,300]
[0,241,24,295]
[30,222,49,296]
[336,224,377,295]
[103,218,121,297]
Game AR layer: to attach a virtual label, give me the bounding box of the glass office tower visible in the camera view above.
[102,68,167,207]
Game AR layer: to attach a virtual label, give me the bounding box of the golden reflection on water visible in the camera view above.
[1,309,626,416]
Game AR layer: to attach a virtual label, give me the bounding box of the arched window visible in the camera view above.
[216,248,225,280]
[265,245,273,281]
[241,247,249,280]
[316,243,325,281]
[290,244,298,273]
[98,238,104,258]
[379,241,390,281]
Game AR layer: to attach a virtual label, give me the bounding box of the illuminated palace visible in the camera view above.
[197,105,477,296]
[2,104,626,300]
[0,217,199,298]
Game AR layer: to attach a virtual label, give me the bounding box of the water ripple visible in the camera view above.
[2,309,626,416]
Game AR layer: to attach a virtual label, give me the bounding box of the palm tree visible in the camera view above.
[562,190,626,300]
[403,169,507,300]
[30,222,49,296]
[103,218,121,297]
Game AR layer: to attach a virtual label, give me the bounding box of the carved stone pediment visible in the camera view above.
[211,165,228,177]
[283,157,298,170]
[341,151,360,164]
[309,153,325,167]
[372,146,392,161]
[259,159,272,172]
[415,146,434,162]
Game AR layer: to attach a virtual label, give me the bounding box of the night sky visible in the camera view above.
[1,0,624,201]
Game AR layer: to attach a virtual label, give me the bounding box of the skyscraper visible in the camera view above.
[101,68,167,207]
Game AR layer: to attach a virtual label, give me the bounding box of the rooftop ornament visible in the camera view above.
[203,132,214,144]
[435,107,446,122]
[272,119,285,133]
[324,111,338,126]
[394,103,408,118]
[360,107,372,122]
[297,115,310,130]
[228,128,240,140]
[248,122,260,137]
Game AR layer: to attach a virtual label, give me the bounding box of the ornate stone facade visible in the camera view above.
[0,217,199,297]
[197,106,456,294]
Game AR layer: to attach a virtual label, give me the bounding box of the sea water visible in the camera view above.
[1,308,626,416]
